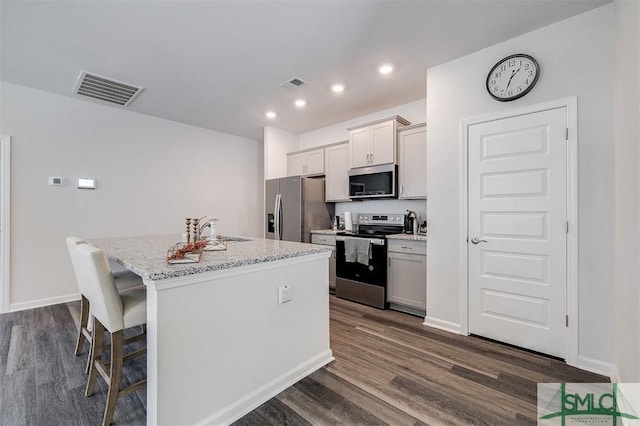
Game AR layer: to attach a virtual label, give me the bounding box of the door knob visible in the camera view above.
[470,237,488,244]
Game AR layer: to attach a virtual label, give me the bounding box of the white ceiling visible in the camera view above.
[1,0,609,141]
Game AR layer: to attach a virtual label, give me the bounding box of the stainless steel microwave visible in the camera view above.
[348,164,397,200]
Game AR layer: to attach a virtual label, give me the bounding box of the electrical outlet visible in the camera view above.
[278,284,292,304]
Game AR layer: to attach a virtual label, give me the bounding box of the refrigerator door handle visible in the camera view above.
[273,194,280,240]
[277,193,283,240]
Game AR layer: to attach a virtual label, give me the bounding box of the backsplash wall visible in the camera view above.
[335,199,427,228]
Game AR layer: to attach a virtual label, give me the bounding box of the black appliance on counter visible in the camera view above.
[335,213,405,309]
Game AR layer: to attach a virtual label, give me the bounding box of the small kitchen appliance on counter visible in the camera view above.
[404,210,418,234]
[335,213,405,309]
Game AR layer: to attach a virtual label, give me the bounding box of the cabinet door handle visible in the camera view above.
[401,246,413,250]
[400,185,404,194]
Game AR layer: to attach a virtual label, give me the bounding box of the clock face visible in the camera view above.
[486,54,539,101]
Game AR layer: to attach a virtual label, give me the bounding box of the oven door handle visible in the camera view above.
[336,236,385,246]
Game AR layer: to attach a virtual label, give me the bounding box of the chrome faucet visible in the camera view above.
[197,216,219,241]
[197,216,210,241]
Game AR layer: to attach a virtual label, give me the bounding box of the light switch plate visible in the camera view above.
[48,176,63,186]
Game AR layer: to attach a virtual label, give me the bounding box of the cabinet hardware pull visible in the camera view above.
[401,246,412,249]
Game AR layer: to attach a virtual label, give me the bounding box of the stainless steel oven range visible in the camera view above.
[335,213,405,309]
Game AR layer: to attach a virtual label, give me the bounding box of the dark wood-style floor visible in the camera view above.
[1,296,607,425]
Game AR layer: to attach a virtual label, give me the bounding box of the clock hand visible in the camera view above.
[505,67,522,91]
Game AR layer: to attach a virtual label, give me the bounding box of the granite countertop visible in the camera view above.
[89,235,332,281]
[387,233,428,242]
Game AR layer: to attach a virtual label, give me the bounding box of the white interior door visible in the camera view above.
[468,107,567,358]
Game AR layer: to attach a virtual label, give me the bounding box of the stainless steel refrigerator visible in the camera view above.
[265,176,334,243]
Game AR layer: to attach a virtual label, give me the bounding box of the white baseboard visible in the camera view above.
[9,292,80,312]
[423,315,461,334]
[196,349,335,426]
[577,355,616,379]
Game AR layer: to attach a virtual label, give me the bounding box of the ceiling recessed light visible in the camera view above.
[265,111,277,119]
[294,99,307,108]
[378,64,394,75]
[331,84,345,93]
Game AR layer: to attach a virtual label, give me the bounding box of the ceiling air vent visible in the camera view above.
[72,71,143,106]
[280,77,308,89]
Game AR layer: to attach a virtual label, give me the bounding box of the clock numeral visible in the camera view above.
[517,86,522,93]
[508,89,514,96]
[525,79,529,85]
[528,70,534,77]
[491,79,496,86]
[494,71,501,78]
[500,65,506,72]
[524,64,530,70]
[493,86,499,93]
[508,60,516,67]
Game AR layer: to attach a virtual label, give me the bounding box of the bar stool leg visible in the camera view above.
[85,316,94,375]
[103,330,123,426]
[74,295,89,356]
[86,319,105,397]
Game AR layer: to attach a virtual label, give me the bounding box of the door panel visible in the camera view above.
[350,128,370,168]
[265,179,279,239]
[279,177,302,242]
[468,107,567,358]
[371,120,394,165]
[287,153,305,176]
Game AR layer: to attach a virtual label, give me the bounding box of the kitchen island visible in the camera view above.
[90,235,334,426]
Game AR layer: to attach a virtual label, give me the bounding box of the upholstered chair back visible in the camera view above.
[66,236,88,291]
[74,244,125,332]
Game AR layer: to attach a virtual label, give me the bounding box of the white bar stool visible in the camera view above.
[66,237,144,372]
[74,243,147,426]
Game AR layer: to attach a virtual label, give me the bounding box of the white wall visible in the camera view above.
[298,99,426,150]
[263,126,298,180]
[613,0,640,382]
[1,82,263,309]
[426,5,615,370]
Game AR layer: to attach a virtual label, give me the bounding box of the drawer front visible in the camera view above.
[388,239,426,255]
[311,234,336,246]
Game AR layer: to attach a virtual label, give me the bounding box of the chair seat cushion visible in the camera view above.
[121,289,147,329]
[114,270,144,292]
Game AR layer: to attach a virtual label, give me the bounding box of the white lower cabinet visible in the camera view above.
[311,234,336,290]
[387,239,426,316]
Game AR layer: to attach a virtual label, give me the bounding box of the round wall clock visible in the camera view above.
[486,54,539,102]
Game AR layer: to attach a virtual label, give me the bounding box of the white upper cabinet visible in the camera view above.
[287,147,324,176]
[398,123,426,199]
[348,116,410,168]
[324,142,350,202]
